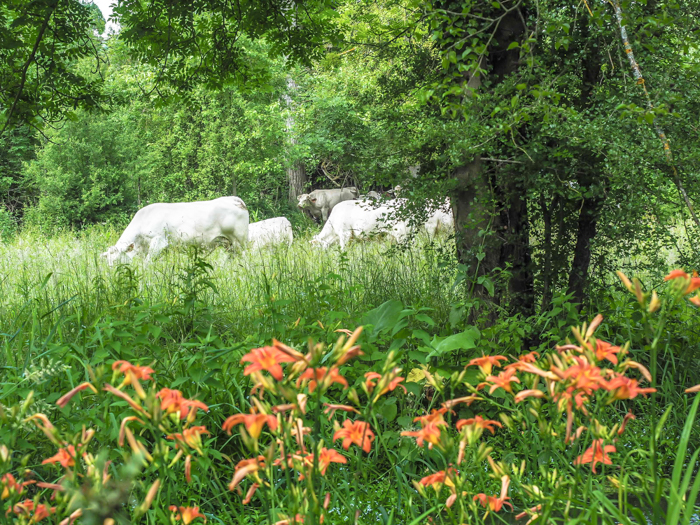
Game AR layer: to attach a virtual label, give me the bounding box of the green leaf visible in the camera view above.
[507,41,519,50]
[428,327,480,358]
[363,299,404,335]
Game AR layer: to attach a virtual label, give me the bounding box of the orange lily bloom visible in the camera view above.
[467,355,508,375]
[574,439,616,473]
[6,500,56,522]
[42,445,79,468]
[56,382,98,409]
[665,269,689,281]
[333,420,375,453]
[306,447,347,475]
[419,467,458,490]
[169,505,207,524]
[690,295,700,307]
[156,389,208,420]
[593,340,623,365]
[112,360,155,382]
[322,403,359,417]
[241,346,298,381]
[401,423,443,449]
[665,269,700,294]
[229,456,266,491]
[605,375,656,401]
[222,411,278,440]
[442,395,481,409]
[514,389,546,403]
[473,475,513,513]
[618,411,636,435]
[485,368,521,394]
[167,426,209,454]
[297,367,348,393]
[413,408,449,428]
[456,415,502,444]
[1,474,35,499]
[364,369,407,396]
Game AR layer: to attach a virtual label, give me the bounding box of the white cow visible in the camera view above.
[101,197,249,265]
[424,201,454,238]
[312,199,410,249]
[248,217,293,250]
[297,187,359,222]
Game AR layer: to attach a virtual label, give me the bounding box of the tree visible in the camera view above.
[0,0,107,136]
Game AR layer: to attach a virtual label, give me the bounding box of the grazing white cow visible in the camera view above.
[312,199,410,249]
[424,201,454,238]
[248,217,293,250]
[297,187,359,222]
[101,197,249,265]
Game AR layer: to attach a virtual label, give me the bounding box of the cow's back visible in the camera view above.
[126,197,248,241]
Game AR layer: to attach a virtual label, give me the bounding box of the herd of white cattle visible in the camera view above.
[101,188,454,265]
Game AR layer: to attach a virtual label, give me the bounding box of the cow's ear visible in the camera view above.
[127,243,134,252]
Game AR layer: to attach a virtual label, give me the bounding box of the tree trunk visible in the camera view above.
[567,184,603,307]
[500,177,534,316]
[451,158,506,318]
[540,194,555,310]
[283,75,307,204]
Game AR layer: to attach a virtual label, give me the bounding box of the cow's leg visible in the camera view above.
[145,236,168,264]
[322,207,329,222]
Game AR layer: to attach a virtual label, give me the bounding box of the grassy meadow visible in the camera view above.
[1,224,700,525]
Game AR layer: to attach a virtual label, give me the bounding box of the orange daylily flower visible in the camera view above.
[593,340,623,365]
[242,482,260,504]
[442,395,481,409]
[333,420,375,453]
[665,269,700,294]
[323,403,359,417]
[241,346,298,381]
[574,439,616,473]
[618,411,636,435]
[467,355,508,375]
[306,447,347,475]
[169,505,207,524]
[456,415,502,444]
[514,389,546,403]
[401,423,443,449]
[167,426,210,454]
[229,456,266,491]
[413,408,449,428]
[1,474,35,499]
[112,360,155,382]
[604,375,656,401]
[690,295,700,307]
[686,383,700,394]
[473,475,513,513]
[222,411,278,440]
[42,445,80,468]
[156,389,209,421]
[419,467,458,490]
[56,382,98,409]
[364,369,407,396]
[6,500,56,522]
[297,367,348,393]
[484,368,521,394]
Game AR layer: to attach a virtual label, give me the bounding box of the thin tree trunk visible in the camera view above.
[500,179,534,316]
[568,187,603,307]
[283,75,306,204]
[540,194,555,310]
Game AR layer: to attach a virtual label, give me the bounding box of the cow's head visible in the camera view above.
[101,243,135,266]
[297,194,312,209]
